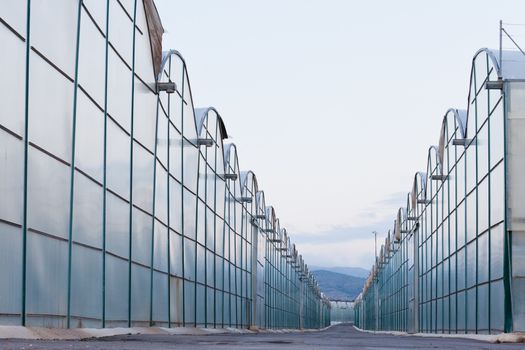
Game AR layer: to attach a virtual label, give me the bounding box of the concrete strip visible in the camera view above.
[353,325,525,343]
[0,325,329,340]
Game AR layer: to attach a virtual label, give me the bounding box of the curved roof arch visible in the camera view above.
[410,171,427,210]
[426,145,441,173]
[224,142,240,173]
[425,146,442,201]
[157,50,199,138]
[472,48,501,77]
[255,191,267,219]
[291,243,298,260]
[281,228,289,250]
[158,49,185,82]
[394,207,407,241]
[473,48,525,80]
[266,206,277,232]
[440,108,467,145]
[464,49,524,136]
[405,192,411,213]
[438,109,467,175]
[274,218,281,238]
[224,143,242,195]
[385,230,392,254]
[240,170,259,197]
[194,107,228,140]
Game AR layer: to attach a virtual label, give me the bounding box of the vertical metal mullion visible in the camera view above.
[231,185,235,327]
[240,198,244,328]
[474,66,480,335]
[234,192,238,327]
[166,56,172,328]
[127,0,138,328]
[264,231,267,328]
[229,187,233,327]
[225,182,230,327]
[21,0,32,328]
[194,149,200,327]
[180,66,186,327]
[486,56,492,334]
[213,124,218,328]
[429,179,433,333]
[272,238,274,328]
[502,80,513,333]
[438,175,442,333]
[447,139,452,334]
[101,0,110,329]
[432,176,436,333]
[66,0,84,329]
[454,125,459,334]
[463,134,468,333]
[149,99,161,326]
[203,128,208,328]
[222,187,227,327]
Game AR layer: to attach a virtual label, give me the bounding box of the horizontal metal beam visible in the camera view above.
[223,173,238,181]
[486,80,504,90]
[452,138,473,146]
[431,174,447,181]
[156,81,177,94]
[196,138,214,147]
[239,196,252,203]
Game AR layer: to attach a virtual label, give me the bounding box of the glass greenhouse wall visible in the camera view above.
[0,0,330,329]
[354,48,525,334]
[330,301,354,324]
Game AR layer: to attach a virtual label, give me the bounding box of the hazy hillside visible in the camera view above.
[309,265,369,278]
[312,270,365,301]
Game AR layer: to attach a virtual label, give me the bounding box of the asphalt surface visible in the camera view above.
[0,324,524,350]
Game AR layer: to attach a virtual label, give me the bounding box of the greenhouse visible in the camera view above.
[330,301,354,324]
[354,48,525,334]
[0,1,330,329]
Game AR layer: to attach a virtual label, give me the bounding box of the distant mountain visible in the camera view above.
[309,265,369,279]
[311,270,365,301]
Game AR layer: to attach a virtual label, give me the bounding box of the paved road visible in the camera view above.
[0,324,523,350]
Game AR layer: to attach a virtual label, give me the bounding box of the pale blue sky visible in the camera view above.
[155,0,525,269]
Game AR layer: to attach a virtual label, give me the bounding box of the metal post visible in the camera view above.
[372,231,378,259]
[499,20,503,75]
[203,132,209,328]
[502,75,513,334]
[101,0,111,329]
[193,142,200,327]
[213,122,218,328]
[166,56,172,328]
[127,0,138,328]
[21,0,32,328]
[149,100,160,326]
[66,0,84,329]
[180,66,186,327]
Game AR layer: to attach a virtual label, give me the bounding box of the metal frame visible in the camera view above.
[0,1,329,330]
[354,47,520,334]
